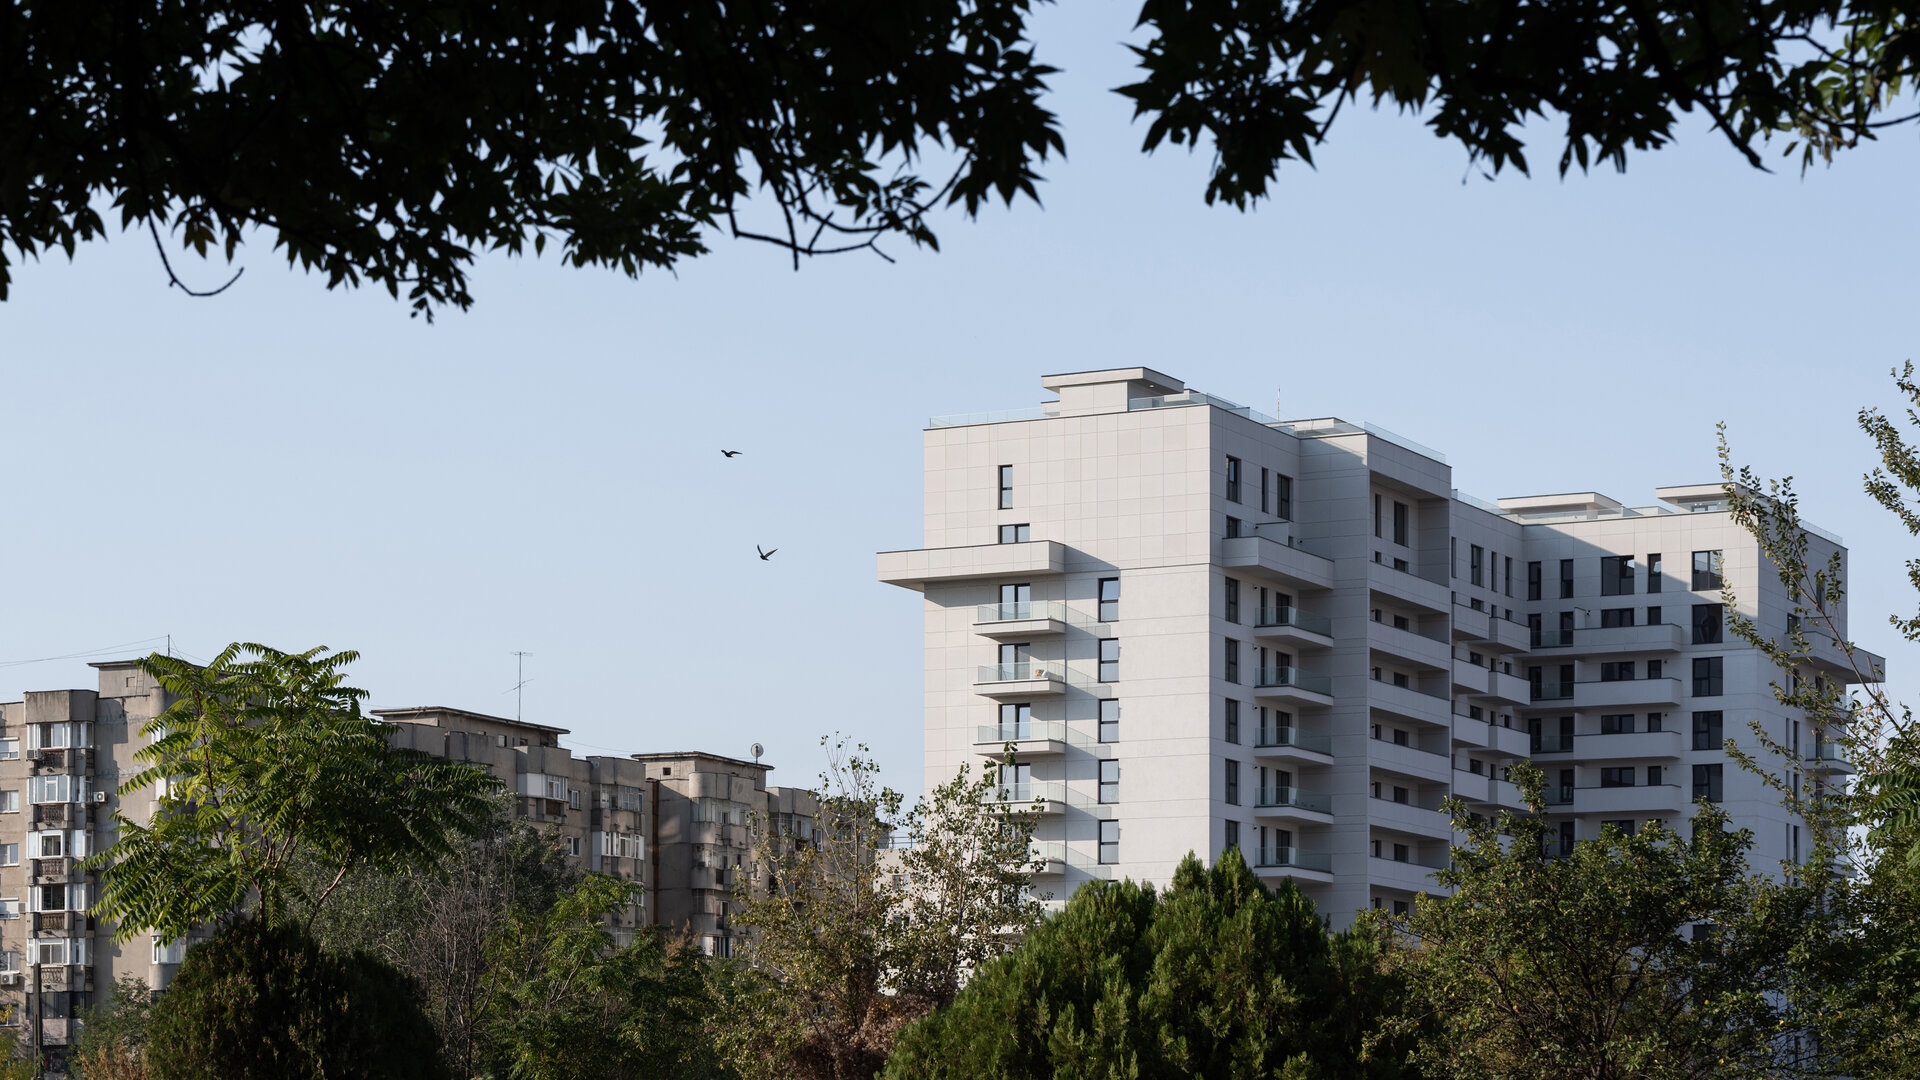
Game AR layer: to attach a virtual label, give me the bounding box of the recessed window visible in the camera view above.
[1504,556,1514,597]
[1600,767,1635,788]
[1099,760,1120,804]
[1692,603,1723,644]
[1692,710,1724,751]
[1393,502,1409,546]
[1225,456,1242,503]
[1692,657,1724,697]
[1692,763,1724,803]
[1560,559,1574,598]
[1601,713,1632,734]
[1647,553,1663,593]
[1098,820,1120,864]
[1225,516,1242,538]
[1276,475,1294,520]
[998,465,1014,509]
[1527,561,1542,601]
[1223,638,1240,684]
[1098,577,1120,622]
[0,740,15,761]
[1099,639,1120,683]
[1470,545,1484,586]
[1600,661,1635,682]
[1260,467,1270,514]
[0,846,14,867]
[1647,605,1662,625]
[1224,759,1240,806]
[1601,556,1635,596]
[1224,820,1240,853]
[1373,493,1382,538]
[1098,699,1120,743]
[1225,578,1240,623]
[998,524,1031,544]
[1600,608,1634,628]
[1692,550,1723,591]
[1225,699,1240,744]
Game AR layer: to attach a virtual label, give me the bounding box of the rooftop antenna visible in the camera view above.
[751,742,764,765]
[511,651,532,722]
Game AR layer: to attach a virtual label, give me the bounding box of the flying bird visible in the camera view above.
[721,449,743,458]
[757,545,777,561]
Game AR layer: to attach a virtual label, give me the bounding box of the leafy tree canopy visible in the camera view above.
[4,2,1916,316]
[883,848,1419,1080]
[83,643,499,941]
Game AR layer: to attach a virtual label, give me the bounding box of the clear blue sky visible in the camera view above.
[2,5,1915,796]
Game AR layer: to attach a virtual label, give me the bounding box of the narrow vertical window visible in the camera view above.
[1225,759,1241,806]
[1373,493,1382,538]
[1392,502,1408,545]
[1224,638,1240,684]
[1560,559,1575,598]
[1470,545,1484,586]
[1647,553,1663,593]
[1098,698,1120,743]
[1098,577,1120,622]
[1099,639,1120,683]
[1225,516,1242,538]
[1527,561,1542,601]
[1504,555,1513,596]
[1099,760,1120,804]
[1098,820,1120,864]
[1260,467,1270,513]
[1225,456,1242,503]
[1225,577,1240,623]
[1225,699,1240,744]
[1224,820,1240,854]
[1276,475,1294,520]
[998,464,1014,509]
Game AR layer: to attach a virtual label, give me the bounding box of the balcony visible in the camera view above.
[1572,729,1685,761]
[1367,559,1452,615]
[984,782,1067,815]
[1373,624,1451,670]
[1804,750,1857,776]
[1368,680,1451,725]
[1253,726,1334,764]
[1252,787,1333,822]
[973,601,1068,639]
[1252,666,1334,706]
[1369,855,1448,895]
[32,911,71,934]
[1576,677,1682,709]
[1486,614,1531,652]
[878,540,1068,590]
[31,803,72,828]
[1530,732,1574,754]
[1367,796,1455,838]
[972,721,1070,758]
[1451,603,1489,642]
[973,662,1066,698]
[1570,783,1688,816]
[30,857,75,885]
[1222,530,1335,590]
[1369,737,1453,782]
[1253,846,1335,882]
[1530,622,1686,655]
[1252,605,1334,648]
[1451,769,1488,803]
[1026,841,1067,876]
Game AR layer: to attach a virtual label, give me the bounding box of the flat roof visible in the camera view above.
[629,750,772,772]
[1039,367,1185,393]
[1497,492,1624,513]
[372,705,570,736]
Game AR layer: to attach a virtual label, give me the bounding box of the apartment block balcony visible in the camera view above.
[1252,666,1334,706]
[1452,717,1530,756]
[31,803,72,828]
[984,781,1067,815]
[973,721,1070,757]
[1370,854,1448,894]
[1222,529,1335,590]
[1530,622,1687,655]
[1451,602,1489,643]
[1253,787,1333,823]
[1529,677,1681,708]
[1374,624,1452,670]
[1569,783,1688,816]
[1454,665,1530,707]
[30,857,76,886]
[878,539,1068,590]
[1252,605,1334,648]
[972,601,1069,639]
[1253,845,1335,883]
[1451,769,1488,804]
[1026,841,1067,876]
[1253,726,1334,765]
[1367,796,1455,838]
[1367,559,1452,615]
[1573,729,1685,761]
[1804,748,1857,776]
[32,911,71,934]
[1369,737,1453,783]
[973,662,1066,698]
[1368,680,1452,725]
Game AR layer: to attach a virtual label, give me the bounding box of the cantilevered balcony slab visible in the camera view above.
[1367,560,1452,615]
[1368,855,1447,895]
[1253,847,1335,885]
[1221,534,1335,590]
[1251,667,1334,708]
[973,663,1066,698]
[1366,797,1454,839]
[1571,784,1688,816]
[1572,729,1685,761]
[1252,789,1333,824]
[878,540,1067,590]
[1529,622,1686,655]
[1573,677,1682,709]
[972,601,1069,639]
[972,721,1070,758]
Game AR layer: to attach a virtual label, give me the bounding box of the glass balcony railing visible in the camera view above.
[1530,679,1574,701]
[987,781,1065,805]
[1543,783,1576,805]
[1255,846,1333,872]
[1254,666,1333,695]
[1254,605,1333,636]
[975,600,1069,624]
[1255,787,1332,814]
[1027,841,1066,865]
[977,662,1061,683]
[975,720,1068,744]
[1254,726,1333,755]
[1530,733,1574,753]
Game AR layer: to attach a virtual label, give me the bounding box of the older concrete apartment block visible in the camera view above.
[0,669,813,1062]
[878,367,1882,921]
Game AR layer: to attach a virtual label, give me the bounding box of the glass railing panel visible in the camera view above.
[987,781,1065,804]
[1255,787,1332,813]
[1254,667,1333,695]
[1254,606,1333,636]
[975,721,1068,744]
[1256,846,1333,872]
[1255,726,1333,754]
[977,662,1059,683]
[974,600,1068,624]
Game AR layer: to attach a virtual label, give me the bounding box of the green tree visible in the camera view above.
[711,739,1045,1080]
[144,919,446,1080]
[7,3,1918,317]
[477,874,729,1080]
[1716,366,1920,1077]
[1388,762,1789,1080]
[883,847,1418,1080]
[83,643,499,940]
[72,976,155,1080]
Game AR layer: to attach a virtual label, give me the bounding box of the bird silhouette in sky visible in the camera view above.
[721,449,743,458]
[757,545,777,561]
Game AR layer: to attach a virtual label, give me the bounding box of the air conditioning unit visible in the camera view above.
[92,792,108,804]
[0,973,17,986]
[25,750,42,761]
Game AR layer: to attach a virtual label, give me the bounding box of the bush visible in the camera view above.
[72,976,154,1080]
[146,919,446,1080]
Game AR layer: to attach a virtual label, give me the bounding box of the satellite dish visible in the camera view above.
[750,742,764,763]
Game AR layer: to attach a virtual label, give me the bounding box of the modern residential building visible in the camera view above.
[878,367,1883,922]
[0,667,809,1064]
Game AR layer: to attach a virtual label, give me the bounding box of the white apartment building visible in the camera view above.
[878,367,1881,922]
